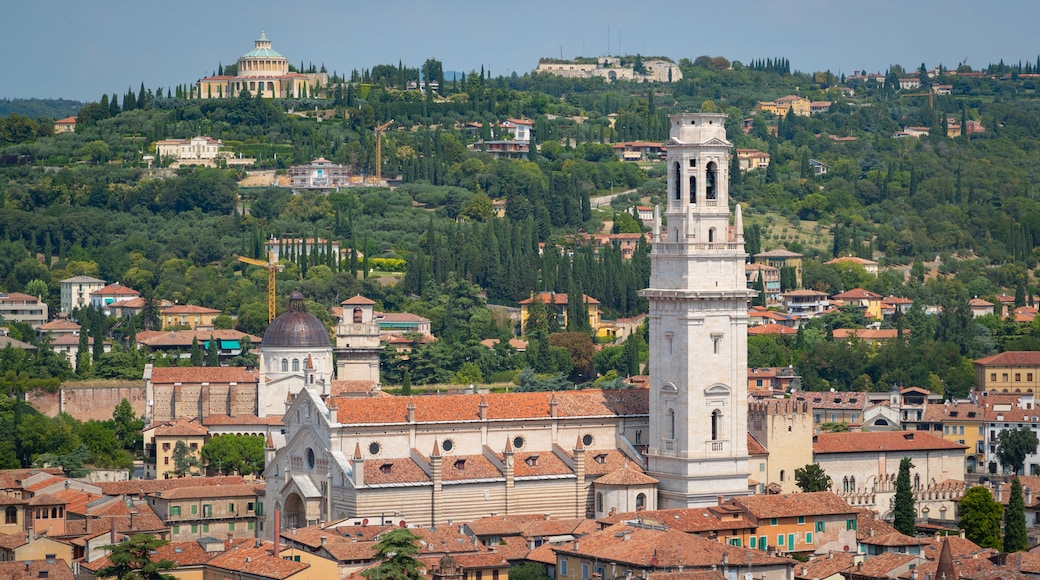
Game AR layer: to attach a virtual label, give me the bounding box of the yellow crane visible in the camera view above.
[374,120,393,182]
[237,251,284,323]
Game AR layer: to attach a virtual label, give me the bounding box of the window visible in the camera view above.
[172,525,179,535]
[636,493,646,511]
[247,502,254,512]
[846,518,857,530]
[960,426,965,435]
[944,426,949,435]
[191,524,198,534]
[248,521,254,531]
[190,442,198,450]
[164,457,169,465]
[779,470,785,482]
[770,518,777,526]
[806,532,813,544]
[582,434,594,446]
[582,562,590,580]
[596,493,603,512]
[162,442,171,451]
[229,503,235,512]
[750,537,758,549]
[202,524,209,533]
[814,414,822,423]
[798,516,805,525]
[281,359,288,372]
[4,507,15,524]
[513,436,525,450]
[1016,373,1022,382]
[729,538,741,546]
[760,463,765,472]
[560,558,568,576]
[1003,373,1009,381]
[203,504,212,517]
[991,373,996,381]
[1029,373,1034,381]
[778,534,785,546]
[191,505,198,515]
[229,522,235,532]
[815,521,825,532]
[711,410,722,441]
[170,506,181,516]
[292,359,300,372]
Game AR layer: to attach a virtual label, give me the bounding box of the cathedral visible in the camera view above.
[259,113,753,531]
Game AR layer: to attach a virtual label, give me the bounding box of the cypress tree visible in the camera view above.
[190,337,203,366]
[893,457,917,535]
[206,336,220,367]
[1005,477,1028,552]
[401,370,412,396]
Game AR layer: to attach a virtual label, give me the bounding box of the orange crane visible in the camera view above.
[374,120,393,182]
[236,250,284,323]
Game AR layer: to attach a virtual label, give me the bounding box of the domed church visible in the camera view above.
[257,292,334,416]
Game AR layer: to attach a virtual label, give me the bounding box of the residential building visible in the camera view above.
[898,78,922,91]
[782,290,829,318]
[974,351,1040,395]
[747,367,801,395]
[825,256,880,276]
[161,304,222,330]
[143,418,208,479]
[153,481,264,541]
[613,141,667,161]
[830,288,884,319]
[982,394,1040,474]
[881,296,913,318]
[747,306,798,328]
[136,329,259,363]
[265,237,344,263]
[36,319,80,341]
[288,158,353,189]
[809,101,832,114]
[192,33,326,100]
[642,113,752,507]
[748,323,798,336]
[736,148,771,171]
[810,159,831,175]
[49,334,111,371]
[792,391,869,429]
[467,140,529,159]
[53,116,76,134]
[633,205,654,224]
[502,118,534,142]
[921,401,986,472]
[89,283,140,314]
[60,276,105,314]
[578,232,649,260]
[725,492,860,555]
[968,297,995,317]
[831,328,902,345]
[519,292,602,334]
[0,292,48,328]
[755,248,803,287]
[373,311,431,335]
[756,95,811,117]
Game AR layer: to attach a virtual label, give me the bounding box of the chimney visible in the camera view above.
[544,512,551,520]
[573,540,580,551]
[718,495,725,506]
[273,509,281,559]
[1027,487,1034,505]
[320,536,327,546]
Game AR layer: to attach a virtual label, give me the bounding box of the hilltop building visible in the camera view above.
[192,32,326,100]
[60,276,105,313]
[535,56,682,83]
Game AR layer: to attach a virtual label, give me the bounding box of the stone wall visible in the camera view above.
[26,382,146,421]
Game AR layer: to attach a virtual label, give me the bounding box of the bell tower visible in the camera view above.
[641,113,753,508]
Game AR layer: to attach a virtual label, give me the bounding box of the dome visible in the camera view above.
[261,292,330,348]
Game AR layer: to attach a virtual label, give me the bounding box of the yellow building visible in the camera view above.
[975,351,1040,395]
[922,402,985,472]
[153,482,265,542]
[755,249,803,288]
[831,288,884,320]
[53,116,77,134]
[726,492,860,555]
[145,419,208,479]
[162,305,222,330]
[518,292,601,334]
[192,33,327,100]
[0,535,74,564]
[755,95,812,117]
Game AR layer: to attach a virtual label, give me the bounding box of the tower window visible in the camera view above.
[708,227,716,243]
[292,359,299,372]
[668,408,676,439]
[673,162,681,201]
[281,359,288,372]
[706,162,718,200]
[689,176,697,204]
[353,307,363,323]
[712,333,723,354]
[711,410,722,441]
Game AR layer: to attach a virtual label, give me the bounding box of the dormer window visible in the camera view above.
[454,459,466,470]
[525,456,539,467]
[594,453,608,464]
[380,463,392,474]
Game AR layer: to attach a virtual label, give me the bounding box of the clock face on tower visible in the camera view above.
[640,113,752,509]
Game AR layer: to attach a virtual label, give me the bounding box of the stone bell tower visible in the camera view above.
[640,113,753,508]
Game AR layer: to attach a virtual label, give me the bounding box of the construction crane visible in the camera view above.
[237,250,284,323]
[374,120,393,182]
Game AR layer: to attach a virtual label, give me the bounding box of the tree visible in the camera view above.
[96,534,176,580]
[1005,477,1028,552]
[206,336,219,367]
[189,337,203,367]
[958,486,1004,551]
[362,528,424,580]
[893,457,916,535]
[794,463,832,492]
[508,561,552,580]
[171,440,201,477]
[200,434,265,475]
[112,399,143,453]
[997,427,1039,475]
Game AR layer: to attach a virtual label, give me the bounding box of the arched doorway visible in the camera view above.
[284,492,307,529]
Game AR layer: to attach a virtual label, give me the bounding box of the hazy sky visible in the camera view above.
[5,0,1038,101]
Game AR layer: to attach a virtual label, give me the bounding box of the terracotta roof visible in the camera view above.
[335,389,647,425]
[968,298,994,307]
[155,482,263,500]
[756,249,803,258]
[0,533,27,550]
[748,433,768,455]
[883,296,914,305]
[727,492,855,518]
[487,535,530,560]
[364,457,431,485]
[585,449,639,476]
[525,543,558,565]
[27,493,65,506]
[153,419,209,437]
[792,392,868,410]
[441,454,502,481]
[782,289,829,297]
[201,414,284,426]
[855,509,898,541]
[824,256,879,267]
[512,451,573,478]
[518,292,600,306]
[831,328,900,340]
[975,351,1040,367]
[796,551,857,579]
[38,320,80,332]
[465,514,548,537]
[518,518,597,539]
[594,462,659,486]
[341,295,376,305]
[375,311,429,323]
[97,476,246,497]
[813,431,967,454]
[0,292,40,303]
[859,531,928,547]
[553,522,791,569]
[598,507,755,534]
[137,329,260,348]
[748,324,797,336]
[0,560,74,580]
[479,338,528,351]
[650,572,728,580]
[148,366,260,384]
[832,288,883,300]
[92,283,139,297]
[921,402,984,424]
[852,552,920,576]
[208,540,309,579]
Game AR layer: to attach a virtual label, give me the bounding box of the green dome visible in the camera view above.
[242,32,284,59]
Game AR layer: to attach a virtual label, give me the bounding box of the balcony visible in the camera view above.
[705,440,729,454]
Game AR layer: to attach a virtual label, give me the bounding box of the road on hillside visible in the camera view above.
[589,188,637,209]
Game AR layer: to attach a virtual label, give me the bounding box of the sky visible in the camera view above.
[4,0,1039,102]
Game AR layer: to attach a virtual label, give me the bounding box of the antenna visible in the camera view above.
[607,26,610,55]
[559,44,564,60]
